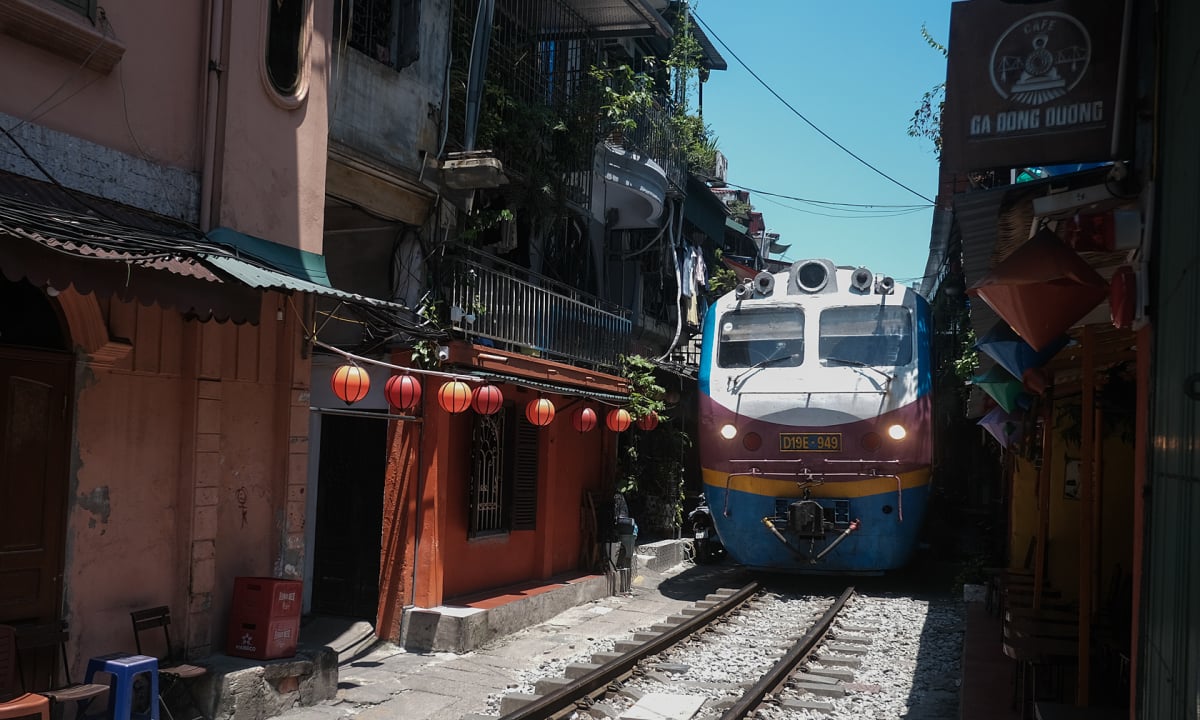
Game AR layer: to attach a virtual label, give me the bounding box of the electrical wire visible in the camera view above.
[716,181,933,211]
[692,12,935,205]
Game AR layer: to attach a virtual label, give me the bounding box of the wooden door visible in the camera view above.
[0,347,71,626]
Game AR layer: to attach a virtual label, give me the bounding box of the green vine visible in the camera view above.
[952,328,979,383]
[619,354,667,421]
[707,248,739,298]
[411,297,444,369]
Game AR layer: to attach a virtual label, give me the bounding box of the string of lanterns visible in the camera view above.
[329,359,659,433]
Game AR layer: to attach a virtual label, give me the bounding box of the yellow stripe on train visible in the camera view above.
[701,467,932,498]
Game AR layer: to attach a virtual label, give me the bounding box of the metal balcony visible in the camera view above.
[446,244,632,370]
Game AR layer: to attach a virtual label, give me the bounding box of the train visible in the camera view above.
[696,258,933,574]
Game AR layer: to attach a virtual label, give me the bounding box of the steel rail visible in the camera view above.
[719,585,856,719]
[498,581,762,720]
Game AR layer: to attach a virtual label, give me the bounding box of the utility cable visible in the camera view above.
[693,13,935,205]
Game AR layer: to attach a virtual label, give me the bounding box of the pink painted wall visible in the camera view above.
[215,0,331,254]
[0,0,332,253]
[0,0,205,170]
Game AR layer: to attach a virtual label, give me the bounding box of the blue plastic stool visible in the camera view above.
[84,653,160,720]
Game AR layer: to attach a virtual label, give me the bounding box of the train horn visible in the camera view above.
[753,271,775,296]
[734,280,753,300]
[851,266,873,293]
[875,275,895,295]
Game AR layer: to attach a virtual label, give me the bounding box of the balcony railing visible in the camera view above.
[618,102,687,193]
[446,244,632,370]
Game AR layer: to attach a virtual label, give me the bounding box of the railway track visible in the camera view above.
[495,584,867,720]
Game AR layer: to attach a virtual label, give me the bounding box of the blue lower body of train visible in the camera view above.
[702,476,931,574]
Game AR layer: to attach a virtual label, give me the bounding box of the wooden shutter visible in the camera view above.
[510,416,539,530]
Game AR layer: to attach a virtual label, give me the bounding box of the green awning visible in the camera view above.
[682,176,728,243]
[207,226,332,287]
[202,254,404,310]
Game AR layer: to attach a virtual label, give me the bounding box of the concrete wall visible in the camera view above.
[327,0,451,175]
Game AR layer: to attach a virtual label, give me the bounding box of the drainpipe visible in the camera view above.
[462,0,495,151]
[200,0,228,232]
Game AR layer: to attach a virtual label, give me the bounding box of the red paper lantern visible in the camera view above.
[571,407,598,433]
[525,397,556,427]
[471,384,504,415]
[331,364,370,405]
[637,411,660,431]
[606,408,632,433]
[437,380,472,414]
[384,374,422,411]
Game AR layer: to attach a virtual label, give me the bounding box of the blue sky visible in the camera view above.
[691,1,951,287]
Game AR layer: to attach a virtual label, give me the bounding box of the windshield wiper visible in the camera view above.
[823,356,895,385]
[729,353,799,391]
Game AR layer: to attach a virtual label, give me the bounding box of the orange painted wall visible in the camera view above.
[61,292,309,675]
[396,379,611,610]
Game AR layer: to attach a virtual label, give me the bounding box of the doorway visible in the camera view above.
[310,413,386,618]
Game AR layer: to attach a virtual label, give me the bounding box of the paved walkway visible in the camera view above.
[278,562,752,720]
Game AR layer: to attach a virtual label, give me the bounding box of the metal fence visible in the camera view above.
[446,244,631,370]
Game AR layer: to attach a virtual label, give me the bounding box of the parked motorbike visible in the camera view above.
[688,494,725,563]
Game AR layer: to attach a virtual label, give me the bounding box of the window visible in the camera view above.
[266,0,308,95]
[469,403,539,536]
[717,308,804,368]
[53,0,95,20]
[818,305,914,367]
[345,0,420,70]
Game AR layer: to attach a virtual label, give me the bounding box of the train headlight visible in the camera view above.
[720,424,738,440]
[887,424,907,440]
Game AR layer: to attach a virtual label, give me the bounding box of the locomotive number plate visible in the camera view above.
[779,432,842,452]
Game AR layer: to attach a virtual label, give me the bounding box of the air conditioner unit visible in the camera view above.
[602,37,637,60]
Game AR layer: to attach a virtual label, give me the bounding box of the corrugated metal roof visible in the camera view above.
[559,0,672,38]
[202,255,405,311]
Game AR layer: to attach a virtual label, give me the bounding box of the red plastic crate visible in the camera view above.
[226,615,300,660]
[231,576,302,620]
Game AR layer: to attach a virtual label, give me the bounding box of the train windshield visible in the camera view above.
[717,308,804,368]
[819,306,913,367]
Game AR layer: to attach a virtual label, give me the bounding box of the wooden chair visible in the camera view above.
[13,621,108,720]
[129,608,207,720]
[0,625,50,720]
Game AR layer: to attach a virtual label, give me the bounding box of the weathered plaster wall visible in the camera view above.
[62,293,310,675]
[327,0,450,173]
[0,0,205,171]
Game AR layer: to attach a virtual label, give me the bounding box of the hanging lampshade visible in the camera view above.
[525,397,556,427]
[471,384,504,415]
[331,363,370,405]
[571,407,598,433]
[606,408,632,433]
[437,380,472,414]
[384,374,422,411]
[637,411,660,431]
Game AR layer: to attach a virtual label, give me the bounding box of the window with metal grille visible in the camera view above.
[469,403,539,536]
[344,0,420,70]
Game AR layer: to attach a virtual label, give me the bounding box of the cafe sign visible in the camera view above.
[943,0,1130,171]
